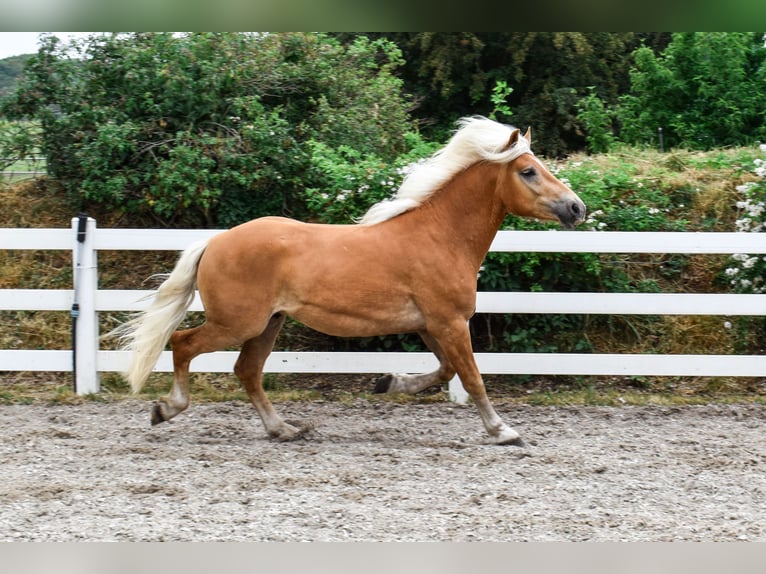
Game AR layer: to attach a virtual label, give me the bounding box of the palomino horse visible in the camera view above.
[116,116,586,445]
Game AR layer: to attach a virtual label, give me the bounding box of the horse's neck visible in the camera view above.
[398,163,506,270]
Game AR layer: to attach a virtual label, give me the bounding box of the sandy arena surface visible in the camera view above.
[1,398,765,541]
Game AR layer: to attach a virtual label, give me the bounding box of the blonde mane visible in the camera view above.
[358,116,532,225]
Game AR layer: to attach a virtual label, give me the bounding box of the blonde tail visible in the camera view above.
[113,240,208,393]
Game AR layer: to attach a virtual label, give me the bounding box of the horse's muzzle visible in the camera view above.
[555,198,586,229]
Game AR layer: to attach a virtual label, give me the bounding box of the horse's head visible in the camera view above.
[498,129,586,229]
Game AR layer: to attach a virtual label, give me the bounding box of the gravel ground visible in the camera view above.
[1,399,765,541]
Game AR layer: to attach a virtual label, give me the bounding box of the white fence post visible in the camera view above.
[448,375,469,404]
[71,216,99,394]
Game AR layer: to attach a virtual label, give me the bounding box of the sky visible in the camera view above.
[0,32,93,59]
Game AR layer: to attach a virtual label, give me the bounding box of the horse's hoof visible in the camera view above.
[374,374,394,394]
[270,420,314,442]
[150,404,166,426]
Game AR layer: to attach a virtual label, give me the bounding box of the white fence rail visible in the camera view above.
[1,217,766,401]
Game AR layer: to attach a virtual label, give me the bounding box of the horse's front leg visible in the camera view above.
[373,331,455,395]
[431,321,525,446]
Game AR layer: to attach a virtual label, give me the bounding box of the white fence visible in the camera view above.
[1,157,47,179]
[1,217,766,402]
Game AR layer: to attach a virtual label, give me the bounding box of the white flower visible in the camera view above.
[724,321,732,330]
[736,218,752,232]
[725,267,740,277]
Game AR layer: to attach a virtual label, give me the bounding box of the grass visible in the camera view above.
[0,370,449,406]
[2,367,764,408]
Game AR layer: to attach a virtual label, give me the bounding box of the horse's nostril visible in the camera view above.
[571,201,582,217]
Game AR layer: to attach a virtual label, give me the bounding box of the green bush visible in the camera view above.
[616,33,766,149]
[304,131,440,224]
[575,87,616,154]
[1,33,414,227]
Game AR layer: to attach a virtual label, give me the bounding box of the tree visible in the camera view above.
[1,33,415,227]
[617,32,766,149]
[341,32,663,156]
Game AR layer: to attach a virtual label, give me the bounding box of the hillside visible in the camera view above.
[0,54,31,99]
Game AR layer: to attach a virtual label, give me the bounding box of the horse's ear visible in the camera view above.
[523,127,532,144]
[507,129,520,149]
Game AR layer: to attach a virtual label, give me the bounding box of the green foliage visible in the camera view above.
[0,119,39,170]
[575,87,616,154]
[349,32,656,157]
[559,157,689,232]
[304,131,440,224]
[488,80,513,122]
[304,142,392,224]
[726,144,766,294]
[0,33,414,226]
[617,33,766,149]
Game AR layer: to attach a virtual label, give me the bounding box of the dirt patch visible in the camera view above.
[1,399,765,541]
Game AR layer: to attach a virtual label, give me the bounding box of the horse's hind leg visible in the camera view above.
[234,314,309,441]
[152,322,239,425]
[374,331,456,395]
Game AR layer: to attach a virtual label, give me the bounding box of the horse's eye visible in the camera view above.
[520,167,537,179]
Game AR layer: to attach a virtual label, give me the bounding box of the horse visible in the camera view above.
[115,116,586,446]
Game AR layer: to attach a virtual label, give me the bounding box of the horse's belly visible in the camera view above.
[286,297,425,338]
